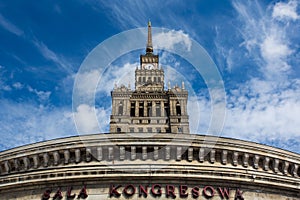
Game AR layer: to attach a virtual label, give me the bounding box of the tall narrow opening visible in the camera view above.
[130,102,135,117]
[156,102,161,117]
[176,101,181,116]
[139,102,144,117]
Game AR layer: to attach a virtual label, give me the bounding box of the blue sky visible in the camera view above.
[0,0,300,153]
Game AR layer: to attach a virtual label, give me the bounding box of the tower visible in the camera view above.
[110,21,189,134]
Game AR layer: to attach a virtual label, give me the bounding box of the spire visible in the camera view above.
[146,20,153,54]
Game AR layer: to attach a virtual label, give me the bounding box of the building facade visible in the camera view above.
[110,21,189,134]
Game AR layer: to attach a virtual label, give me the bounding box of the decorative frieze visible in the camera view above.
[119,146,125,160]
[108,147,114,160]
[53,151,60,166]
[233,152,238,166]
[282,161,289,175]
[131,146,136,160]
[176,147,182,161]
[263,157,270,171]
[165,146,170,160]
[64,150,70,164]
[253,155,259,169]
[292,164,299,177]
[86,148,92,162]
[97,147,102,161]
[273,159,279,173]
[4,160,10,173]
[142,146,147,160]
[23,157,29,170]
[221,150,227,165]
[243,153,249,167]
[43,153,49,167]
[199,148,204,162]
[33,155,39,169]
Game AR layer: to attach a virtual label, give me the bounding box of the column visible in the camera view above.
[160,100,164,117]
[152,101,156,117]
[135,101,139,117]
[144,101,147,117]
[199,148,205,162]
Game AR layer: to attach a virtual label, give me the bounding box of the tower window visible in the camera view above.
[154,77,157,82]
[156,102,161,117]
[129,128,134,133]
[139,102,144,117]
[143,77,146,83]
[130,102,135,117]
[176,101,181,116]
[147,102,152,117]
[164,102,169,116]
[147,128,152,133]
[138,128,143,133]
[138,77,141,83]
[178,127,183,133]
[117,128,121,133]
[118,101,123,115]
[156,128,161,133]
[158,77,161,83]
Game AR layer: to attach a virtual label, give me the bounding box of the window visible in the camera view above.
[118,101,123,115]
[166,128,170,133]
[139,102,144,117]
[178,127,183,133]
[129,128,134,133]
[176,101,181,116]
[158,77,161,83]
[156,102,161,117]
[130,102,135,117]
[117,128,121,133]
[138,128,143,133]
[138,77,141,83]
[154,77,157,82]
[143,77,146,83]
[147,128,152,133]
[156,128,161,133]
[164,102,169,116]
[147,102,152,117]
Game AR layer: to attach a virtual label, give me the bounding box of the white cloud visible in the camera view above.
[272,0,299,21]
[32,39,73,74]
[73,104,99,134]
[27,86,51,103]
[0,100,76,150]
[97,62,136,94]
[153,30,192,51]
[73,104,110,134]
[230,0,298,81]
[0,13,23,36]
[12,82,23,89]
[75,69,101,96]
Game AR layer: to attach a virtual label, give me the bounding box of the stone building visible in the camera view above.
[0,23,299,200]
[110,21,189,134]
